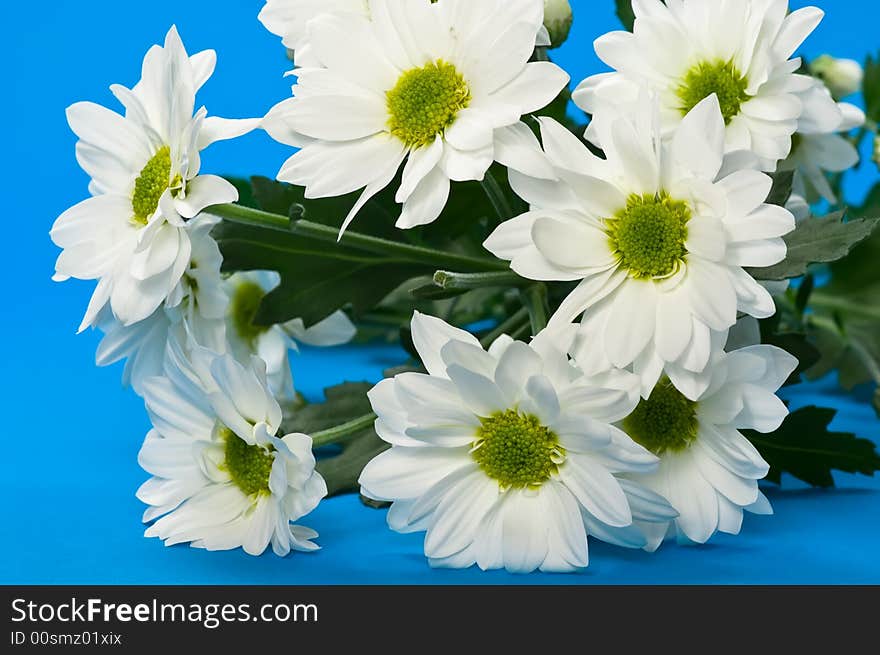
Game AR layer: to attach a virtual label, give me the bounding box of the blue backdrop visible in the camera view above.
[4,0,879,584]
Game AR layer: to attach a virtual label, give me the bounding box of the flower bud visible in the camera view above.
[810,55,864,99]
[544,0,573,49]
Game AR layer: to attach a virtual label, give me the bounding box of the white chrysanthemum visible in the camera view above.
[620,344,797,548]
[138,343,327,556]
[485,97,796,400]
[778,78,865,203]
[359,312,677,573]
[259,0,369,64]
[225,271,357,400]
[51,26,258,331]
[574,0,823,171]
[94,216,227,395]
[263,0,568,234]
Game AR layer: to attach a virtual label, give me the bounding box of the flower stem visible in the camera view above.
[210,203,510,272]
[209,203,290,231]
[480,170,515,221]
[432,269,527,290]
[520,284,549,335]
[292,220,510,273]
[479,307,530,349]
[311,413,377,448]
[809,291,880,321]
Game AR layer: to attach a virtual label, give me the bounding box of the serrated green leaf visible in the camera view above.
[766,170,794,207]
[615,0,636,30]
[744,406,880,488]
[282,382,374,437]
[281,382,388,497]
[748,211,879,281]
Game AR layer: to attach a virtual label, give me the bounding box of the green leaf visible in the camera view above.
[863,52,880,124]
[744,406,880,488]
[224,177,258,209]
[615,0,636,31]
[282,382,388,497]
[762,332,821,386]
[748,211,879,281]
[766,170,794,207]
[215,218,434,327]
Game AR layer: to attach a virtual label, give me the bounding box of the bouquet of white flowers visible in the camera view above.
[50,0,880,573]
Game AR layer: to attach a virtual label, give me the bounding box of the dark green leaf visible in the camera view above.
[317,432,389,496]
[863,52,880,124]
[766,170,794,207]
[282,382,374,437]
[762,332,821,386]
[282,382,388,497]
[258,260,430,327]
[748,211,879,281]
[744,406,880,488]
[224,177,258,209]
[615,0,636,31]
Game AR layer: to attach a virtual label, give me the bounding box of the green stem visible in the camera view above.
[209,203,290,232]
[311,413,377,448]
[479,307,530,349]
[433,269,527,290]
[480,170,514,222]
[292,220,509,273]
[810,292,880,321]
[520,284,549,335]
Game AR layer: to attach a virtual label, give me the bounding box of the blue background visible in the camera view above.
[4,0,879,584]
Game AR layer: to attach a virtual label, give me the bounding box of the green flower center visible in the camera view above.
[623,381,699,456]
[386,60,471,149]
[221,428,275,497]
[607,192,691,279]
[472,410,564,490]
[132,146,179,225]
[677,59,749,125]
[230,280,270,348]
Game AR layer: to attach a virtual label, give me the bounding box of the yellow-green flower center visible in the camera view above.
[623,381,699,456]
[386,60,471,149]
[677,59,750,125]
[230,280,270,348]
[221,428,275,497]
[607,192,691,279]
[132,146,178,225]
[472,410,564,489]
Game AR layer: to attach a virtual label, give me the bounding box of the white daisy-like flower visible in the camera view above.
[263,0,568,234]
[259,0,370,65]
[358,312,677,573]
[95,215,228,395]
[778,78,865,203]
[51,26,259,331]
[619,344,797,548]
[225,271,357,401]
[484,97,796,400]
[574,0,823,171]
[138,343,327,556]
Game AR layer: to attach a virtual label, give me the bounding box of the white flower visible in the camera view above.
[94,216,228,395]
[779,78,865,203]
[225,271,357,401]
[620,344,797,548]
[359,312,677,573]
[484,97,796,400]
[138,343,327,556]
[51,26,258,331]
[258,0,369,65]
[810,55,864,99]
[263,0,568,234]
[574,0,823,171]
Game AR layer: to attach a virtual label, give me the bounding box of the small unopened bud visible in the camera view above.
[810,55,864,99]
[544,0,573,49]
